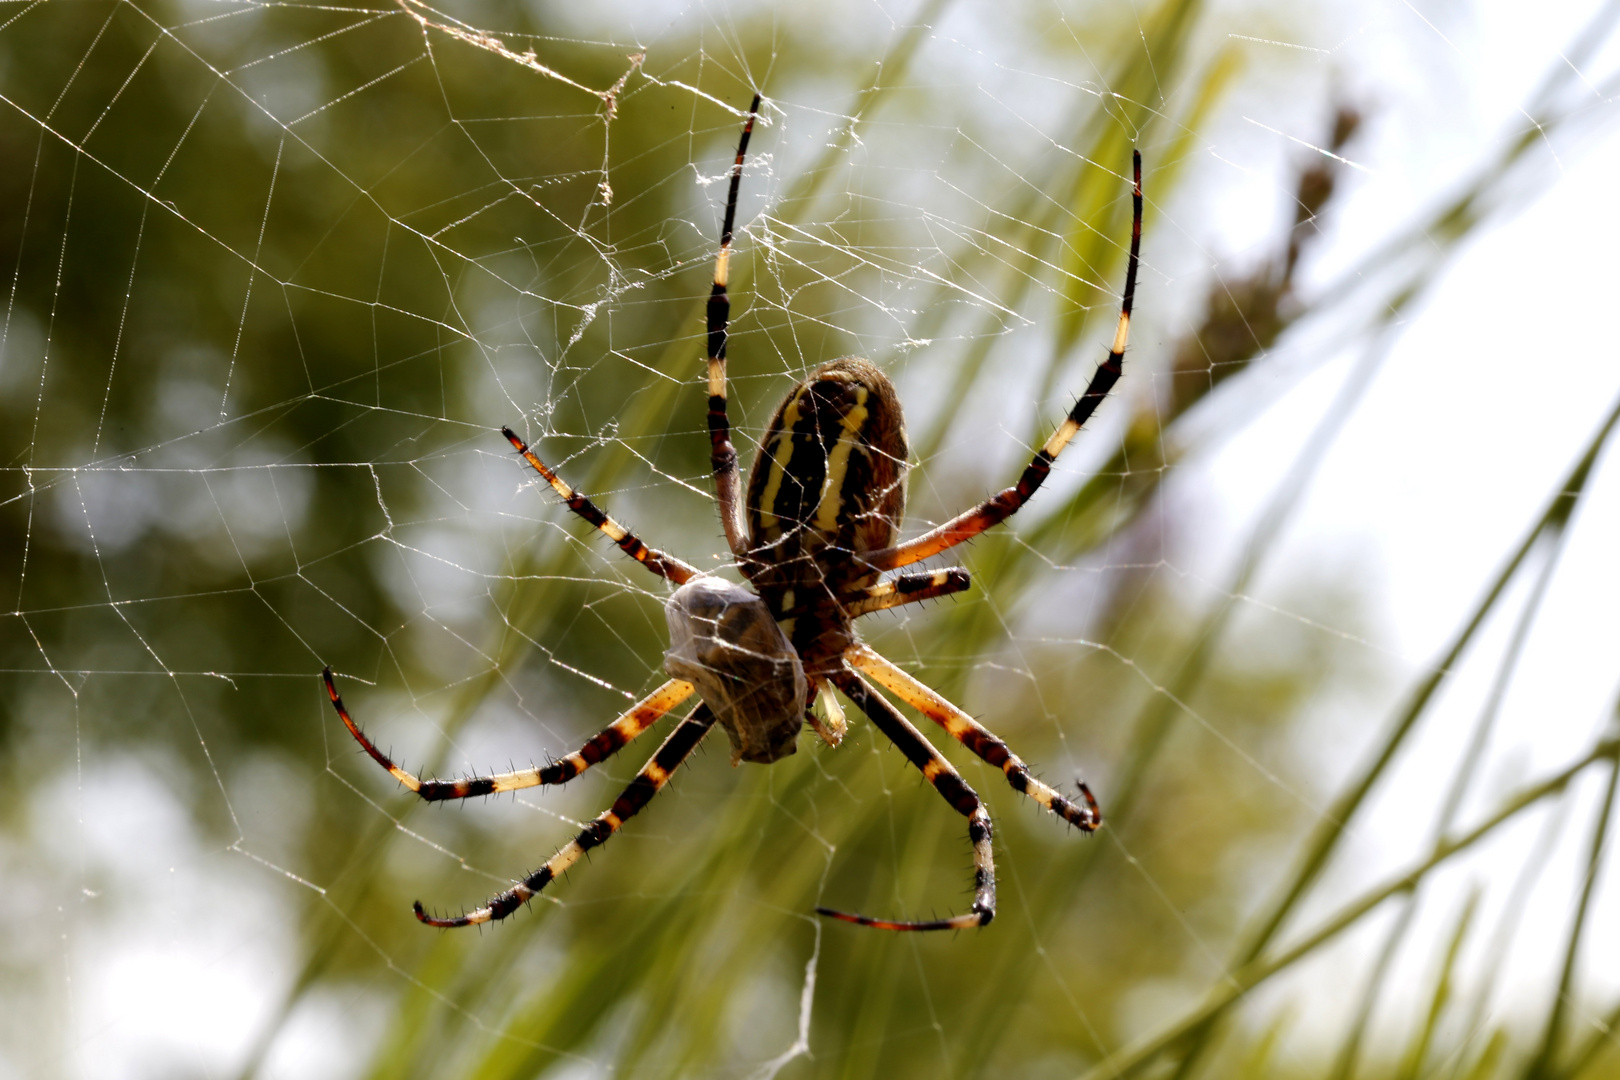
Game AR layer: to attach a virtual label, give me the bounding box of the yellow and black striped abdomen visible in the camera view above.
[745,358,909,606]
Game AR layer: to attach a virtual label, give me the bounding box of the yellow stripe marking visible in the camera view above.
[519,446,579,505]
[708,357,726,397]
[849,644,988,741]
[498,679,692,791]
[492,771,540,793]
[813,387,869,533]
[1043,417,1080,458]
[1111,311,1130,354]
[921,759,946,781]
[715,248,731,289]
[756,386,807,531]
[553,840,586,875]
[650,680,696,707]
[644,762,668,784]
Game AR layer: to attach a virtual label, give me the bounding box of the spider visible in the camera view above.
[322,95,1141,931]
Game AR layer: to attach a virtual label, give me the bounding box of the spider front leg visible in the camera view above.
[323,669,695,802]
[705,94,762,561]
[820,671,995,931]
[846,645,1101,831]
[865,151,1143,573]
[416,704,717,927]
[501,427,699,584]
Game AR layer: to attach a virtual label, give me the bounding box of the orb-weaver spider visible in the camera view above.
[323,94,1141,931]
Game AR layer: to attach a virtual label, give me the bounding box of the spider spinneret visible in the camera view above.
[323,93,1139,932]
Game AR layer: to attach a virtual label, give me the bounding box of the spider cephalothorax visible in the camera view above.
[323,94,1138,931]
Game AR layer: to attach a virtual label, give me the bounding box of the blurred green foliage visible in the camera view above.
[3,2,1619,1079]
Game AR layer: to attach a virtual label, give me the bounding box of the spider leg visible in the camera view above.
[323,669,695,802]
[839,567,971,618]
[501,427,699,584]
[415,704,717,928]
[847,645,1101,831]
[776,569,971,622]
[820,671,995,931]
[706,94,762,561]
[864,151,1142,573]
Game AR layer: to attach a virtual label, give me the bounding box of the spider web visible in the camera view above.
[4,1,1620,1078]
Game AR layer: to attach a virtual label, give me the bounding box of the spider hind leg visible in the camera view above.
[818,671,994,931]
[323,669,695,803]
[416,704,718,928]
[847,645,1102,831]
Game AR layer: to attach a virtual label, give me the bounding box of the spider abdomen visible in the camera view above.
[745,357,909,615]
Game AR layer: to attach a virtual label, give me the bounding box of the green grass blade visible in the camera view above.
[1080,737,1620,1080]
[1392,887,1481,1080]
[1523,699,1620,1079]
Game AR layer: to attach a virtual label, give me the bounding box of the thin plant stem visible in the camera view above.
[1436,797,1575,1080]
[1525,697,1620,1079]
[1236,393,1620,960]
[1135,387,1620,1078]
[1392,889,1482,1080]
[1079,738,1620,1080]
[1327,535,1569,1080]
